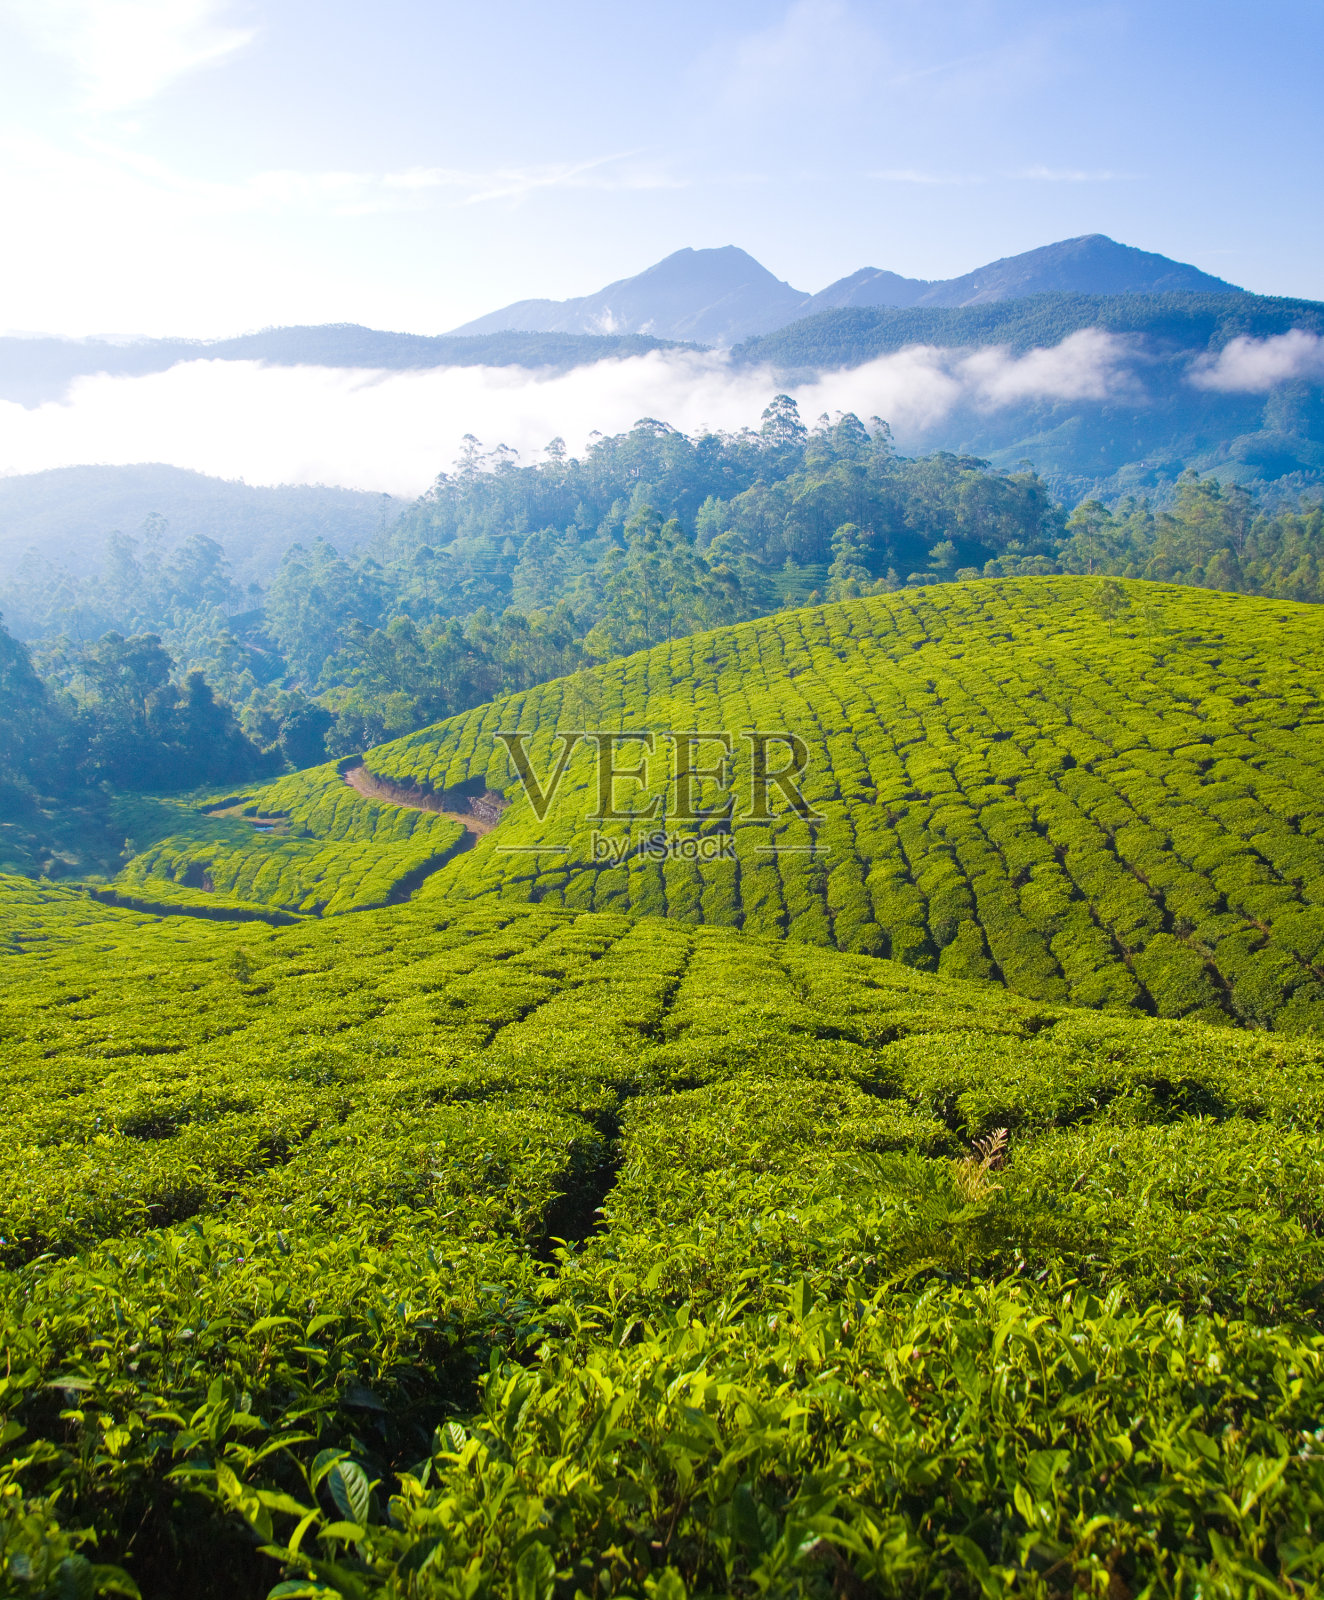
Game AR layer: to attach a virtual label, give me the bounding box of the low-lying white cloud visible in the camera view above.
[959,329,1125,404]
[0,332,1133,500]
[1191,329,1324,393]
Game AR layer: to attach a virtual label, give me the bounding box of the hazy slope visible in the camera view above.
[0,463,403,584]
[299,577,1324,1031]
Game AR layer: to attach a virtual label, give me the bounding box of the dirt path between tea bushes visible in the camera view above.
[343,763,498,836]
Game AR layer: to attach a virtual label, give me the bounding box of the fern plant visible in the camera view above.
[953,1125,1009,1203]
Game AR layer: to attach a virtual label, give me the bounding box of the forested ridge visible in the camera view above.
[734,292,1324,497]
[731,290,1324,370]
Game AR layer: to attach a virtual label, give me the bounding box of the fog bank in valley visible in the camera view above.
[0,327,1266,496]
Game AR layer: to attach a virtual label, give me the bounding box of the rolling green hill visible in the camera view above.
[239,575,1324,1033]
[4,874,1324,1596]
[106,762,468,919]
[120,576,1324,1030]
[23,575,1324,1596]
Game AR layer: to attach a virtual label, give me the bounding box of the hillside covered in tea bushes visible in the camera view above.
[14,572,1324,1598]
[5,876,1324,1598]
[110,764,468,920]
[180,574,1324,1033]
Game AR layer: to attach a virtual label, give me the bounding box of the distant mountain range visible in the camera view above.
[0,235,1243,407]
[448,246,808,345]
[450,235,1242,345]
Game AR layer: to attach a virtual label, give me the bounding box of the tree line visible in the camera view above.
[2,396,1322,815]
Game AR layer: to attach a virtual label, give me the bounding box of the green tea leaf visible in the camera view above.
[327,1460,372,1527]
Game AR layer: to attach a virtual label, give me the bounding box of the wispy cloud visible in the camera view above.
[1010,165,1136,182]
[698,0,1077,124]
[382,153,685,206]
[884,51,991,89]
[871,165,1133,186]
[1191,330,1324,392]
[869,169,979,185]
[1,0,256,110]
[701,0,883,115]
[0,133,676,226]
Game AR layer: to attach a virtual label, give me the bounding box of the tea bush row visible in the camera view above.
[116,762,466,916]
[354,577,1324,1030]
[4,876,1324,1594]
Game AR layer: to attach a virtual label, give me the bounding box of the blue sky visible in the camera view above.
[0,0,1320,337]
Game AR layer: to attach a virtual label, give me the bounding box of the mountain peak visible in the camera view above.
[942,234,1243,303]
[448,245,807,346]
[800,235,1242,316]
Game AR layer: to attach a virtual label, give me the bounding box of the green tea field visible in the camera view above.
[10,575,1324,1598]
[111,766,468,920]
[5,871,1324,1598]
[133,578,1324,1030]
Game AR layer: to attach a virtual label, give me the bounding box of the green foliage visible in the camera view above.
[590,507,740,655]
[341,576,1324,1031]
[4,879,1324,1593]
[1060,473,1324,602]
[115,766,467,916]
[315,608,582,758]
[1,611,268,858]
[0,612,58,784]
[0,617,106,878]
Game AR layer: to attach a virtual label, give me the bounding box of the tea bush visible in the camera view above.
[116,762,466,916]
[346,577,1324,1030]
[4,875,1324,1596]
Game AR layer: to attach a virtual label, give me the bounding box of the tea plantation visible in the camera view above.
[336,577,1324,1032]
[112,765,467,919]
[11,575,1324,1598]
[4,868,1324,1598]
